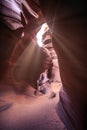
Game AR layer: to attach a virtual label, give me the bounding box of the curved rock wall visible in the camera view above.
[39,0,87,130]
[0,0,50,92]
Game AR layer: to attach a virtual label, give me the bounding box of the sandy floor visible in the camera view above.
[0,83,66,130]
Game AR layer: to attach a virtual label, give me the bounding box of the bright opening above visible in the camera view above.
[36,23,49,47]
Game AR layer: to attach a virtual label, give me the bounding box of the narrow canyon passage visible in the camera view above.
[0,1,86,130]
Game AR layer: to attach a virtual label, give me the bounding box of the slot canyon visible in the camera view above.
[0,1,87,130]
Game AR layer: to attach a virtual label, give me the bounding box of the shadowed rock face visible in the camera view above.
[0,0,38,79]
[0,0,52,96]
[39,0,87,130]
